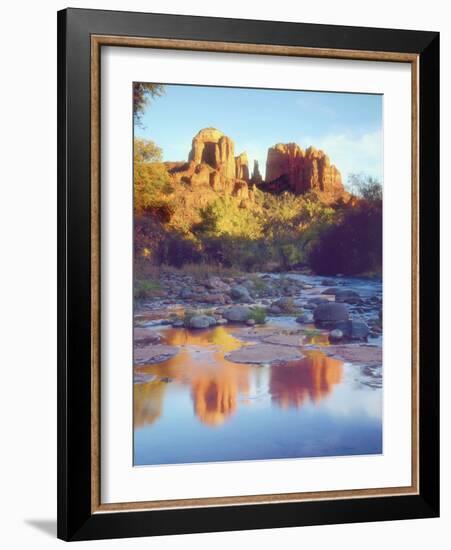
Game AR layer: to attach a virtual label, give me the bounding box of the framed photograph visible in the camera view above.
[57,8,439,541]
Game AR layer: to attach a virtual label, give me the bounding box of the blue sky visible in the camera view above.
[135,84,383,186]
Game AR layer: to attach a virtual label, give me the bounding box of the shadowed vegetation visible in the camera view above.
[134,136,382,278]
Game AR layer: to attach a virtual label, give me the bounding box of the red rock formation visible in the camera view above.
[250,160,263,185]
[188,127,236,179]
[265,142,344,199]
[166,127,255,205]
[235,152,249,182]
[163,129,344,205]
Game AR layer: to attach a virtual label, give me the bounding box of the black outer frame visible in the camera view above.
[57,7,439,542]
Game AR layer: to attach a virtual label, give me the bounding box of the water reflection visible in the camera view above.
[134,380,166,427]
[134,326,344,429]
[136,327,251,426]
[270,351,343,409]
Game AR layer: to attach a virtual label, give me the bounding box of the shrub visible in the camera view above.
[134,279,163,300]
[309,203,382,275]
[248,306,267,324]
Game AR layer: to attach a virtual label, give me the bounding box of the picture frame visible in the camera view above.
[57,7,439,541]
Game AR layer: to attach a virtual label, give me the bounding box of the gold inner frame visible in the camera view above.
[90,35,419,514]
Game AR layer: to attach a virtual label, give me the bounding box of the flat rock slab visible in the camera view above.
[134,327,162,345]
[262,334,305,347]
[230,326,281,341]
[226,344,303,364]
[134,344,179,366]
[324,345,382,366]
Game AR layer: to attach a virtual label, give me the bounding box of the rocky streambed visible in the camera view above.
[133,272,383,465]
[134,272,383,369]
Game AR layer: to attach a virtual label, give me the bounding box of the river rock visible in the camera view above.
[305,297,329,309]
[329,329,344,342]
[331,320,370,340]
[222,305,251,322]
[296,313,314,324]
[349,320,369,340]
[334,289,362,304]
[322,287,361,304]
[313,302,349,327]
[205,277,231,292]
[230,285,252,302]
[272,297,295,312]
[241,279,255,290]
[186,314,216,329]
[246,318,256,326]
[226,344,303,364]
[179,287,194,299]
[199,293,226,305]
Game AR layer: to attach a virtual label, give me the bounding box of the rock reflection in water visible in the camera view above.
[270,351,343,409]
[134,380,166,427]
[135,326,251,427]
[134,326,344,430]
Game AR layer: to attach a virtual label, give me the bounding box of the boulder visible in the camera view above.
[222,305,251,323]
[186,315,215,329]
[329,329,344,342]
[322,287,361,303]
[314,302,349,327]
[272,297,295,313]
[205,277,231,292]
[230,285,252,302]
[216,318,228,325]
[330,320,369,340]
[334,289,362,304]
[349,320,369,340]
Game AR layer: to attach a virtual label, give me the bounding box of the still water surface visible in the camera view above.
[134,325,382,465]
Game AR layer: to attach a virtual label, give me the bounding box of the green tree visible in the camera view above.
[133,138,173,215]
[133,83,165,125]
[348,173,382,203]
[134,138,162,163]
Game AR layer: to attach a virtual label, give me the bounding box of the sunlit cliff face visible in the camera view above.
[269,351,343,409]
[134,327,344,430]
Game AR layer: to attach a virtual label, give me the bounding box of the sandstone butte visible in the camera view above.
[164,127,346,205]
